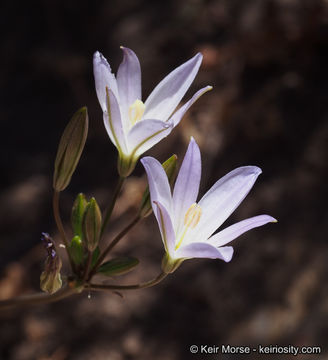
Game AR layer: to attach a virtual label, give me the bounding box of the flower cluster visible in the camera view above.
[93,47,276,273]
[0,46,277,310]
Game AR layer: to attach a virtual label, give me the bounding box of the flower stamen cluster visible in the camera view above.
[175,203,202,250]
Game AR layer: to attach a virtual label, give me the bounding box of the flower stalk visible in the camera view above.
[89,214,141,279]
[86,271,168,291]
[100,176,125,237]
[53,190,75,272]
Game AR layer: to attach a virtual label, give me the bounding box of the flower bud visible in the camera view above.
[82,197,102,252]
[71,193,88,238]
[139,154,177,218]
[40,233,62,294]
[69,235,85,266]
[53,107,89,191]
[97,257,139,276]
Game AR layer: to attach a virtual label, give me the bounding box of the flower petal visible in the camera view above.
[208,215,277,247]
[127,119,173,157]
[153,200,176,256]
[103,89,127,154]
[93,51,119,112]
[117,47,142,131]
[195,166,262,241]
[173,137,201,234]
[141,156,172,213]
[175,242,233,262]
[143,53,203,121]
[169,86,212,126]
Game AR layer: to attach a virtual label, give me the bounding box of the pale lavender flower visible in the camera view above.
[93,47,211,176]
[141,138,276,273]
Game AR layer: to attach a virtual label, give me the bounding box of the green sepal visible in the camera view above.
[69,235,85,265]
[53,107,89,191]
[97,257,139,276]
[117,152,137,178]
[71,193,88,238]
[139,154,177,218]
[161,253,183,274]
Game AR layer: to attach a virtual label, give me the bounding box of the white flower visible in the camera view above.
[93,47,211,176]
[141,138,276,273]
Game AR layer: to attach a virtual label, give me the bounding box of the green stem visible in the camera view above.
[89,215,141,279]
[83,251,92,282]
[100,176,125,238]
[53,190,75,271]
[0,284,76,311]
[86,271,168,291]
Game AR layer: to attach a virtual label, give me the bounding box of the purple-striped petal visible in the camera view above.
[194,166,262,242]
[141,156,172,213]
[143,53,203,122]
[175,242,233,262]
[117,47,142,131]
[153,200,176,256]
[127,119,173,157]
[173,137,201,234]
[103,89,127,154]
[93,51,119,112]
[208,215,277,247]
[169,86,212,126]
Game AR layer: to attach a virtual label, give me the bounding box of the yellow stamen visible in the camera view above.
[128,99,145,126]
[184,203,202,229]
[175,203,202,250]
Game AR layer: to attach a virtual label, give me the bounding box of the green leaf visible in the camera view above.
[98,257,139,276]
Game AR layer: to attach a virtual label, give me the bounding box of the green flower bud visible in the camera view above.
[139,154,177,218]
[69,235,85,266]
[53,107,88,191]
[83,197,102,252]
[98,257,139,276]
[71,193,88,238]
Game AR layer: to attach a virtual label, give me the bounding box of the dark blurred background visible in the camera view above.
[0,0,327,359]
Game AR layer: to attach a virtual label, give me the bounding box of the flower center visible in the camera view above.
[175,203,202,250]
[128,99,145,126]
